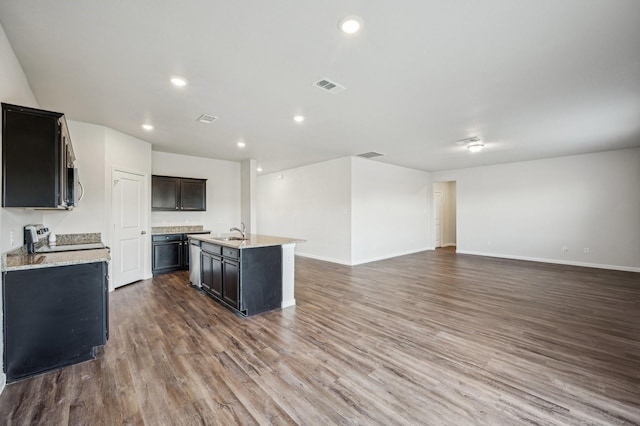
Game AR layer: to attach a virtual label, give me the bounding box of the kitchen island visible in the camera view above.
[189,234,304,316]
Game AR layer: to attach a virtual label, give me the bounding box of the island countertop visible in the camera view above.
[3,248,111,272]
[189,233,305,249]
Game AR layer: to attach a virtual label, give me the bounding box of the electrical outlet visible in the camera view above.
[562,246,568,253]
[584,248,590,254]
[9,230,15,246]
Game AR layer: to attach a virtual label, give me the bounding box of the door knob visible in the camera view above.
[141,230,147,235]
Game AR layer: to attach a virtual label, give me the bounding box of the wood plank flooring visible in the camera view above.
[1,249,639,425]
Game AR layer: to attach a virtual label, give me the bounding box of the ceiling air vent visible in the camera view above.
[314,78,346,94]
[357,152,384,159]
[197,114,218,124]
[455,136,481,145]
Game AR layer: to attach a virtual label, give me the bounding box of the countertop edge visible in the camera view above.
[189,234,305,249]
[3,248,111,272]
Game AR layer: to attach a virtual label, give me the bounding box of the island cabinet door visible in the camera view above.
[210,255,223,299]
[201,252,222,298]
[222,259,240,309]
[201,252,212,292]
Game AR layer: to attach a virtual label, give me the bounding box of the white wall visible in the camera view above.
[0,22,42,393]
[257,157,352,264]
[431,148,640,272]
[43,121,107,235]
[151,151,241,234]
[105,128,152,277]
[351,157,430,264]
[0,22,42,254]
[241,159,256,234]
[257,157,432,266]
[433,181,457,247]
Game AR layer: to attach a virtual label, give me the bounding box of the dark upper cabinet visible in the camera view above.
[180,178,206,210]
[151,175,206,211]
[1,103,74,208]
[151,176,180,210]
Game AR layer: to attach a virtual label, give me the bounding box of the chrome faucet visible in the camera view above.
[230,222,246,239]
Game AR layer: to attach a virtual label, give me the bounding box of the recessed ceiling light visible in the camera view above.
[467,143,485,153]
[142,124,153,131]
[338,16,362,34]
[237,141,246,148]
[293,115,305,123]
[257,167,263,172]
[170,76,188,87]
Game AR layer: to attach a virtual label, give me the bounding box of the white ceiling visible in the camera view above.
[1,0,639,173]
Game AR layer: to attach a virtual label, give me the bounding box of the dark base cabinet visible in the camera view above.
[3,262,109,383]
[152,232,210,276]
[200,243,282,316]
[152,234,183,275]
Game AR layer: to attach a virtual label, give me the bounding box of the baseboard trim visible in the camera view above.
[281,299,296,309]
[295,252,353,266]
[297,247,433,266]
[442,243,457,248]
[456,250,640,273]
[0,372,6,396]
[351,247,432,266]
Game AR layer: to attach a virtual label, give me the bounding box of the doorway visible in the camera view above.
[112,169,147,288]
[433,181,457,249]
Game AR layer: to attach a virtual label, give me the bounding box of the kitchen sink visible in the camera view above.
[212,236,248,241]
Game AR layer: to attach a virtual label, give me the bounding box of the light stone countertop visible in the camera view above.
[3,248,111,272]
[189,233,305,249]
[151,225,208,235]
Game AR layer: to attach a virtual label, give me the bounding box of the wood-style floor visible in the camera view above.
[1,249,639,425]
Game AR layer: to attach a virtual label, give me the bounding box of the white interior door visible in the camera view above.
[113,170,146,288]
[434,191,443,248]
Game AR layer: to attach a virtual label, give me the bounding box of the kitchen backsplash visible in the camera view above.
[151,225,205,234]
[56,233,102,245]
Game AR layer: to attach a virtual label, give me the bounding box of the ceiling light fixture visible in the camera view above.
[237,141,246,148]
[338,16,362,34]
[467,142,485,153]
[170,76,188,87]
[142,124,153,131]
[257,167,263,172]
[293,115,305,123]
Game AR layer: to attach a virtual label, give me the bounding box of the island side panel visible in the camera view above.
[240,246,282,315]
[281,243,296,308]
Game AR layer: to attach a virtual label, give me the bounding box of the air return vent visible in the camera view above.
[197,114,218,123]
[314,78,346,94]
[357,152,384,159]
[455,136,481,145]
